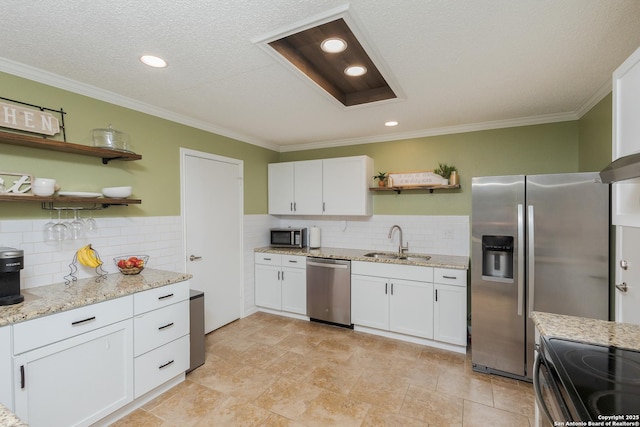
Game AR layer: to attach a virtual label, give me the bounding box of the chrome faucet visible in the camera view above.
[388,224,409,256]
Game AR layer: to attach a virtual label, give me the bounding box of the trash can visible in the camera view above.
[187,289,205,373]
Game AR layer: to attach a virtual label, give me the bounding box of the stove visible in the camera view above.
[535,336,640,423]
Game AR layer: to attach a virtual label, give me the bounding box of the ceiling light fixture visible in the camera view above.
[320,37,347,53]
[344,65,367,76]
[140,55,167,68]
[385,121,398,127]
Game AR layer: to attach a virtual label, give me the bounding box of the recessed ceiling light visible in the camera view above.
[344,65,367,76]
[140,55,167,68]
[385,121,398,127]
[320,37,347,53]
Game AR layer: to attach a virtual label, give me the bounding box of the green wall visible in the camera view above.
[0,72,278,219]
[578,93,613,171]
[281,122,580,216]
[0,72,612,219]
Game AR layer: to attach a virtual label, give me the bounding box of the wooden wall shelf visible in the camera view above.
[370,184,461,194]
[0,194,141,209]
[0,130,142,164]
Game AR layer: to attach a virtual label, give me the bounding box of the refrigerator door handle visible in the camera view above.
[527,204,535,316]
[517,204,525,316]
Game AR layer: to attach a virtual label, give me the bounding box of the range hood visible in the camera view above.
[599,152,640,183]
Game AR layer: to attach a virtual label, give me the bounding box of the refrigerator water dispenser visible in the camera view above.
[481,236,513,281]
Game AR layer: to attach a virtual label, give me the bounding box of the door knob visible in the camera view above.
[615,282,628,293]
[189,255,202,261]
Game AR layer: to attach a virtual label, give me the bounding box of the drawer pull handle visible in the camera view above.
[263,257,272,261]
[71,316,96,326]
[288,260,297,263]
[443,275,457,280]
[158,293,174,300]
[158,322,174,331]
[20,365,25,389]
[159,360,175,370]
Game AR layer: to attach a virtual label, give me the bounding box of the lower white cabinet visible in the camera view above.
[13,319,134,427]
[0,325,12,411]
[351,261,434,339]
[433,268,468,346]
[255,254,307,315]
[133,281,190,398]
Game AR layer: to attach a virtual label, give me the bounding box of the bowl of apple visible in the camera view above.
[114,255,148,275]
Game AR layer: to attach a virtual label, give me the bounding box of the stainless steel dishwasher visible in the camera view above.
[306,257,352,327]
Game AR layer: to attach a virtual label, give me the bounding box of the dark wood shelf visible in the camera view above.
[0,194,141,208]
[0,130,142,164]
[370,184,461,194]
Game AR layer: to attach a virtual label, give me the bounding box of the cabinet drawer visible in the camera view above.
[13,296,133,355]
[352,261,433,282]
[134,335,189,398]
[434,268,467,287]
[134,281,190,315]
[254,253,282,266]
[282,255,306,269]
[134,300,189,356]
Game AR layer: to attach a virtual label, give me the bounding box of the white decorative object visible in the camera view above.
[0,172,33,195]
[387,171,448,187]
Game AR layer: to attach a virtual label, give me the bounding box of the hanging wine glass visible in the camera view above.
[70,209,84,240]
[51,209,69,242]
[43,211,57,243]
[85,210,98,234]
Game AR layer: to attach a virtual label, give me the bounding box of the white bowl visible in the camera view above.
[32,178,56,196]
[102,186,132,198]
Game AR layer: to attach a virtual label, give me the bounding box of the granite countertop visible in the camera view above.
[255,246,469,270]
[531,311,640,352]
[0,404,27,427]
[0,268,192,327]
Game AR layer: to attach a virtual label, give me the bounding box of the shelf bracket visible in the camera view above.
[41,203,111,211]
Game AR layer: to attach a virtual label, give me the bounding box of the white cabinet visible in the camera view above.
[268,160,323,215]
[133,281,190,398]
[611,46,640,226]
[0,325,12,411]
[268,155,373,216]
[351,261,434,339]
[13,294,134,427]
[433,268,468,346]
[255,254,307,315]
[322,156,373,215]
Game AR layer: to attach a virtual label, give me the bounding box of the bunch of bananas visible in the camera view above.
[76,244,103,268]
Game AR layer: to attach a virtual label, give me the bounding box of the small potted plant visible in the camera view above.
[373,171,388,187]
[434,163,458,185]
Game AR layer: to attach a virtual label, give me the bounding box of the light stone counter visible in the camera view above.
[0,404,27,427]
[531,311,640,351]
[255,246,469,270]
[0,268,192,327]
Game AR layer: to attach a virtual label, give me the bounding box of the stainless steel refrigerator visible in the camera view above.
[471,172,609,380]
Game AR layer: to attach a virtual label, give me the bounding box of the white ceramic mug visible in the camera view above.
[32,178,56,196]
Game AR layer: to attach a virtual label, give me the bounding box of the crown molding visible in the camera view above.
[0,57,280,152]
[575,78,612,118]
[280,111,579,152]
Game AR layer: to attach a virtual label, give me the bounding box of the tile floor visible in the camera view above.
[112,312,536,426]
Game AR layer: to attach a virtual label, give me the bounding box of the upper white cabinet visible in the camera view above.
[612,46,640,226]
[268,160,323,215]
[322,156,373,215]
[268,155,373,216]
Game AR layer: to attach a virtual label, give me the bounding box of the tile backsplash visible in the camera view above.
[0,214,468,312]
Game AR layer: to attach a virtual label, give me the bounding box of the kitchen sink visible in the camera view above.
[363,252,431,262]
[364,252,399,260]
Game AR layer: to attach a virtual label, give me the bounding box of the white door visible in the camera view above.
[182,149,242,333]
[615,226,640,325]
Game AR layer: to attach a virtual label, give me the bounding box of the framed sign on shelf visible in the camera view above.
[387,170,447,187]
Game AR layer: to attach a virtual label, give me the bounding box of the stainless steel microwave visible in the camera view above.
[270,228,307,248]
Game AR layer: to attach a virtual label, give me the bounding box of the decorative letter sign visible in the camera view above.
[0,101,60,136]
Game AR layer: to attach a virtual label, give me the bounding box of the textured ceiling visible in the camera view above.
[1,1,640,152]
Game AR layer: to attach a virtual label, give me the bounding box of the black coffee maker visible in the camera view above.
[0,247,24,306]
